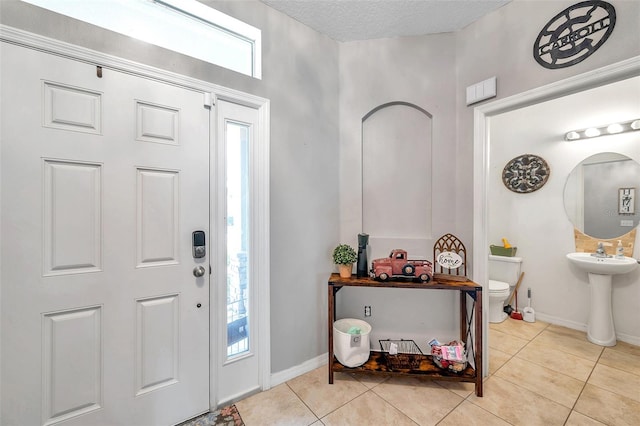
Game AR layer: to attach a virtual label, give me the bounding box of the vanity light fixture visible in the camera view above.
[565,119,640,141]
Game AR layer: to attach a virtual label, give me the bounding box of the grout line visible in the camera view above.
[578,349,640,403]
[285,371,372,422]
[563,348,606,425]
[431,390,468,425]
[368,388,421,426]
[498,332,592,403]
[595,347,640,378]
[489,321,584,424]
[462,376,517,426]
[449,391,519,426]
[283,381,321,424]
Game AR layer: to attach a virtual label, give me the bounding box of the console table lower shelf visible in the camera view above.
[332,352,477,382]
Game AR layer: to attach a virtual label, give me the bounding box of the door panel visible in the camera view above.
[136,168,180,267]
[43,81,102,134]
[43,159,103,275]
[42,306,103,425]
[1,42,209,426]
[135,294,180,395]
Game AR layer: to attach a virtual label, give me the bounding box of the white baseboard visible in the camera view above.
[216,353,328,407]
[216,385,262,408]
[535,312,587,333]
[614,332,640,347]
[270,353,328,387]
[535,312,640,346]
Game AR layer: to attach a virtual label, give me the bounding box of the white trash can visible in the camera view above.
[333,318,371,367]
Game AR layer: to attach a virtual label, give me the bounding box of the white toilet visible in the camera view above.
[488,255,523,323]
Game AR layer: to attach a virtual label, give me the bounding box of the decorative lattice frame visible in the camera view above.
[433,233,467,278]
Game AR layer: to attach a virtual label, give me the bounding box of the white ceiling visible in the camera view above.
[260,0,512,42]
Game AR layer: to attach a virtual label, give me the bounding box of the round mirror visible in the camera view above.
[564,152,639,239]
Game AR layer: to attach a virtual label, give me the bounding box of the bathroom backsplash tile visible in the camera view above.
[573,228,636,257]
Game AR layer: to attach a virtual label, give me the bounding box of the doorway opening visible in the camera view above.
[473,56,640,376]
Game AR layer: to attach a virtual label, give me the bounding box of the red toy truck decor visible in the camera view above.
[371,249,433,282]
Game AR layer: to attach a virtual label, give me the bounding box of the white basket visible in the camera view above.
[333,319,371,367]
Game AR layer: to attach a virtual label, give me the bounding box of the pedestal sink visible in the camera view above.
[566,252,638,346]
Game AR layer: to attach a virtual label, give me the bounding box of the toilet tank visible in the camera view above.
[488,255,522,285]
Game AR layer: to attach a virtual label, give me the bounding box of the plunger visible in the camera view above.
[510,288,523,320]
[503,272,524,315]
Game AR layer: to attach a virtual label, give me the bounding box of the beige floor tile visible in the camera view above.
[320,391,415,426]
[372,376,463,425]
[599,347,640,377]
[286,366,368,418]
[235,383,317,426]
[488,329,529,355]
[488,347,512,375]
[435,380,476,398]
[545,324,589,340]
[609,340,640,357]
[574,384,640,426]
[516,338,596,382]
[533,329,603,361]
[346,371,389,389]
[495,357,584,408]
[588,363,640,403]
[438,400,511,426]
[565,411,606,425]
[489,317,548,340]
[468,376,571,425]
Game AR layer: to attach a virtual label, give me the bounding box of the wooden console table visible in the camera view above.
[327,273,483,397]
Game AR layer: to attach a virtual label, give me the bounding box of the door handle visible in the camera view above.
[193,265,206,277]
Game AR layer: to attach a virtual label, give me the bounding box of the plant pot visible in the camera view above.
[338,264,353,278]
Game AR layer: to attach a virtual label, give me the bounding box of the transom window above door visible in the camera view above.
[21,0,262,78]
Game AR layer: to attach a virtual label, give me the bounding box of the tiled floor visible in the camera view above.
[235,319,640,425]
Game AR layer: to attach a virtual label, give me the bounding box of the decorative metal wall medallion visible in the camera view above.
[533,1,616,69]
[502,154,550,193]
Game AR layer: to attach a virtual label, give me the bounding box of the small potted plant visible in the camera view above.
[333,244,357,278]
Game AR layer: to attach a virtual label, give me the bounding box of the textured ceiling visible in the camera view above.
[260,0,512,42]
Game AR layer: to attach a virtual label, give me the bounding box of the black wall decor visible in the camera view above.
[533,1,616,69]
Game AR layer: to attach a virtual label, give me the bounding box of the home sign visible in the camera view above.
[436,251,463,270]
[533,1,616,69]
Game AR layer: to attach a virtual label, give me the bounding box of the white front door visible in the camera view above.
[1,43,210,425]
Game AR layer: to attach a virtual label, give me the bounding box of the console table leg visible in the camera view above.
[328,284,334,384]
[460,291,467,342]
[475,288,483,396]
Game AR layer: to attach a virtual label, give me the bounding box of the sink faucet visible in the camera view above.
[592,242,611,258]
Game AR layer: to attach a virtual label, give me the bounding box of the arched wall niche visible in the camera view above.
[361,101,433,240]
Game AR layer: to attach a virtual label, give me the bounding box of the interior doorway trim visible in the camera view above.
[473,55,640,376]
[0,24,271,410]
